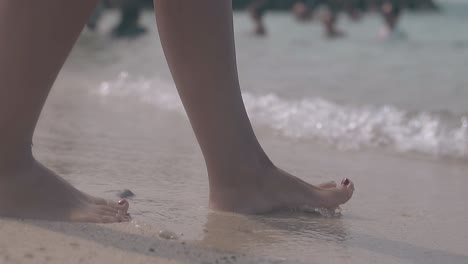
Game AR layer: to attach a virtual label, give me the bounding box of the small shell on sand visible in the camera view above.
[117,189,135,198]
[158,230,178,240]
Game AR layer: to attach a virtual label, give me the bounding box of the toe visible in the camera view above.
[90,196,108,205]
[318,181,337,188]
[340,179,354,200]
[341,177,350,186]
[106,199,130,214]
[97,211,130,223]
[93,202,130,219]
[95,205,119,215]
[117,199,130,213]
[96,211,130,223]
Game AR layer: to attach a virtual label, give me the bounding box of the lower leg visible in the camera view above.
[153,0,354,213]
[0,0,128,222]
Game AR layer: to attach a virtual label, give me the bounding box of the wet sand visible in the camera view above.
[0,218,275,264]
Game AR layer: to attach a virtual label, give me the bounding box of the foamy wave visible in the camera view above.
[95,73,468,159]
[243,93,467,158]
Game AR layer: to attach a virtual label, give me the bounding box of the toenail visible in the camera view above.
[118,199,127,206]
[342,178,350,186]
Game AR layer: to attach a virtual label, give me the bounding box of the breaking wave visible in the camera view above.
[95,72,468,159]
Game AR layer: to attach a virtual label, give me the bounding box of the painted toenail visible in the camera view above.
[342,178,350,186]
[118,199,127,206]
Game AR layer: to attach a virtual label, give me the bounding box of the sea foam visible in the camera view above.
[96,72,468,160]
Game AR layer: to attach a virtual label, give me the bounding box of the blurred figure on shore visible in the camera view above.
[112,0,147,37]
[248,0,269,35]
[248,0,346,39]
[312,0,346,39]
[248,0,315,36]
[319,6,344,38]
[292,1,313,22]
[87,0,147,38]
[378,0,406,39]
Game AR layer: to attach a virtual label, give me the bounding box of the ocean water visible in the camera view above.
[79,4,468,161]
[34,3,468,264]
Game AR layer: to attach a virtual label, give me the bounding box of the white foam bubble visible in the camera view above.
[97,72,184,112]
[94,73,468,160]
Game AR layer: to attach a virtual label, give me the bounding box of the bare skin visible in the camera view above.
[0,0,128,222]
[0,0,354,222]
[154,0,354,213]
[0,159,129,222]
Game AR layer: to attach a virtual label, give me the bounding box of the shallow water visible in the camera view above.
[34,4,468,264]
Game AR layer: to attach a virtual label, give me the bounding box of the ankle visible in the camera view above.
[207,153,276,196]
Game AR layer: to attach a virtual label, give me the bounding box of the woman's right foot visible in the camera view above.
[209,165,354,214]
[0,158,129,223]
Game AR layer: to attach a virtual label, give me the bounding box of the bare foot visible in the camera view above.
[0,159,129,222]
[209,165,354,214]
